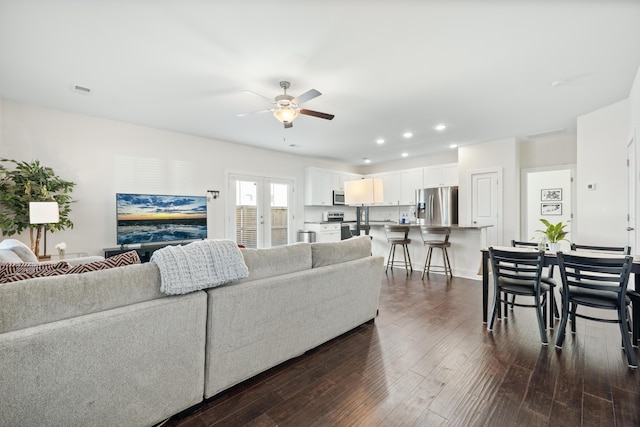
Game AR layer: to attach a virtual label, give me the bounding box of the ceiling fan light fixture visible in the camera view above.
[273,107,299,124]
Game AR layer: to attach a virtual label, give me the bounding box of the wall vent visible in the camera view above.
[73,85,92,95]
[526,128,566,139]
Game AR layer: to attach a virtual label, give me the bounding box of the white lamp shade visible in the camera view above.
[344,178,384,205]
[29,201,60,224]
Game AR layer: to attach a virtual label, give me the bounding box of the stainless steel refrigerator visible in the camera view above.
[416,187,459,225]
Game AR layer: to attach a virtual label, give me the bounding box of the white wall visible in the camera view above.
[576,99,629,246]
[360,150,458,174]
[630,65,640,131]
[1,99,351,255]
[458,137,519,245]
[519,134,577,169]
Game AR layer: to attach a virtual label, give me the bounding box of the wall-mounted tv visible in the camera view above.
[116,193,207,245]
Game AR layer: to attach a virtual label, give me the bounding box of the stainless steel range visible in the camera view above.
[322,211,353,240]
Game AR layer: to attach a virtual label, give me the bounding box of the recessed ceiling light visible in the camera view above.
[550,80,567,87]
[376,138,385,144]
[449,144,458,149]
[434,123,447,131]
[363,158,371,164]
[403,132,413,138]
[401,152,409,157]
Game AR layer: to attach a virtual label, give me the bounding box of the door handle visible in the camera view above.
[627,226,635,231]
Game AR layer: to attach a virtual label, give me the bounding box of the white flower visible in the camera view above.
[55,242,67,251]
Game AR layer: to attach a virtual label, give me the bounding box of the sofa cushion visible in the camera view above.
[238,243,312,283]
[0,261,71,283]
[0,249,23,263]
[66,250,141,274]
[0,239,38,263]
[0,261,69,279]
[311,236,372,268]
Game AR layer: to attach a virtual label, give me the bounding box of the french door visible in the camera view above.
[228,174,293,248]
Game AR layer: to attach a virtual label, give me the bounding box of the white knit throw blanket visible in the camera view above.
[151,239,249,295]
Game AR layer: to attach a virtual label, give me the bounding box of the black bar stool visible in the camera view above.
[384,225,412,275]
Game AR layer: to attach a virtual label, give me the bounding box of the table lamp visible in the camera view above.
[344,178,384,236]
[29,201,60,260]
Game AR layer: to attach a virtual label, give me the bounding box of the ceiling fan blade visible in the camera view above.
[300,109,335,120]
[295,89,321,104]
[236,109,272,117]
[284,122,293,129]
[242,89,274,103]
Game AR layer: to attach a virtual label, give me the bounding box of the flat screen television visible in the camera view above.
[116,193,207,245]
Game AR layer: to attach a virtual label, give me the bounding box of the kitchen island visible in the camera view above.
[365,223,492,279]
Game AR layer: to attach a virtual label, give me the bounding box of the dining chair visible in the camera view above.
[383,225,412,275]
[555,252,637,368]
[570,243,631,255]
[487,247,550,345]
[570,243,633,332]
[511,240,560,322]
[420,226,452,279]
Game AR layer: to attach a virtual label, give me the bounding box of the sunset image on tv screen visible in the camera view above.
[116,193,207,244]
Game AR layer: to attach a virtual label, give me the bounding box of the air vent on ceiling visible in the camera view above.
[73,85,92,95]
[526,128,566,139]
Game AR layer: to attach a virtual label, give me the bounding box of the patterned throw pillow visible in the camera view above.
[0,261,71,283]
[66,250,141,274]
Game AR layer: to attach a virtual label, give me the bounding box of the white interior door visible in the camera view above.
[523,167,574,251]
[471,170,501,247]
[627,137,637,253]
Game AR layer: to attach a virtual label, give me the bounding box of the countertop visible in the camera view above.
[366,222,493,230]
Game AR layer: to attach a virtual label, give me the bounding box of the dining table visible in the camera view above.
[480,247,640,346]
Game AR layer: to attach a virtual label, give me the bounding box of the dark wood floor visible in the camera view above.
[162,272,640,427]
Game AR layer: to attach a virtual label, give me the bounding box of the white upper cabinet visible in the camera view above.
[339,172,362,190]
[400,168,423,205]
[305,167,333,206]
[423,163,458,188]
[305,168,362,205]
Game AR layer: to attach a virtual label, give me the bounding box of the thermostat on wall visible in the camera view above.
[587,183,596,190]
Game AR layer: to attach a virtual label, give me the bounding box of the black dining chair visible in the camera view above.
[570,243,631,255]
[555,252,637,368]
[570,243,633,332]
[487,247,550,345]
[511,240,560,322]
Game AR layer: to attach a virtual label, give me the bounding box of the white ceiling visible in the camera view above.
[1,1,640,166]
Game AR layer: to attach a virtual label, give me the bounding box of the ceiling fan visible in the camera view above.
[237,81,335,128]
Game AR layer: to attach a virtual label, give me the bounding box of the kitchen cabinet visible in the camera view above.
[367,172,401,205]
[305,168,332,206]
[304,223,341,242]
[423,163,458,188]
[400,168,423,205]
[305,168,362,205]
[340,172,362,190]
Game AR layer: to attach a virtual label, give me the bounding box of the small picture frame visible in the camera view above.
[541,203,562,215]
[541,188,562,201]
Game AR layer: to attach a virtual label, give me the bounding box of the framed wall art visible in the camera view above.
[541,203,562,215]
[541,188,562,201]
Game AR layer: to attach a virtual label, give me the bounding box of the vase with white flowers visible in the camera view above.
[55,242,67,259]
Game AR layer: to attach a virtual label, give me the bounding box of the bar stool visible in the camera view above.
[420,226,452,279]
[384,225,412,274]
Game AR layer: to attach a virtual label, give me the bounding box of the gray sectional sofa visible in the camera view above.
[0,236,383,427]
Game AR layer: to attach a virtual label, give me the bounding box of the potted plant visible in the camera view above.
[536,218,569,252]
[0,158,75,257]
